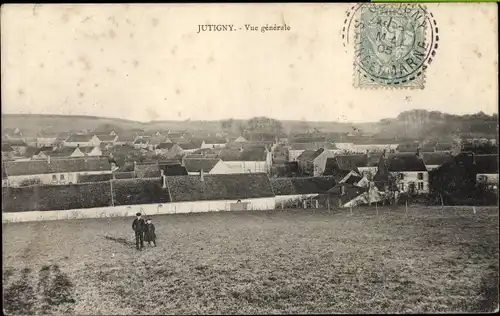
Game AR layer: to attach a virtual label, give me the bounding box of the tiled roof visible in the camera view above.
[290,142,335,150]
[135,163,160,178]
[218,148,267,161]
[3,157,111,176]
[65,134,94,142]
[178,141,203,150]
[297,148,325,162]
[291,176,336,194]
[166,173,275,202]
[160,164,188,176]
[435,143,454,151]
[474,154,498,174]
[156,142,176,150]
[334,154,369,170]
[46,147,76,157]
[203,137,227,144]
[387,154,427,172]
[183,158,221,173]
[113,171,136,179]
[422,152,454,166]
[1,144,13,152]
[78,173,113,183]
[112,178,171,205]
[271,176,336,195]
[96,134,117,142]
[269,178,296,195]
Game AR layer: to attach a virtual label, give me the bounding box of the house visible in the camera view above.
[178,141,203,153]
[474,154,499,189]
[3,157,113,187]
[219,147,271,174]
[133,138,150,150]
[78,173,114,183]
[318,182,384,208]
[1,143,15,160]
[31,147,54,160]
[36,136,58,148]
[201,137,227,149]
[183,158,232,175]
[422,152,454,171]
[64,134,100,148]
[270,176,336,206]
[158,164,188,176]
[71,146,102,157]
[149,136,172,150]
[374,151,429,194]
[95,134,118,145]
[352,144,399,153]
[435,143,454,153]
[155,142,177,155]
[115,133,137,146]
[44,147,77,159]
[397,142,420,153]
[134,162,162,178]
[165,173,276,211]
[3,139,28,156]
[297,148,335,177]
[234,136,248,143]
[288,143,336,162]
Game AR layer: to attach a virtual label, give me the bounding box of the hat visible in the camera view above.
[136,212,142,216]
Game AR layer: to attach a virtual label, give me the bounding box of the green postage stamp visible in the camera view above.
[342,3,439,89]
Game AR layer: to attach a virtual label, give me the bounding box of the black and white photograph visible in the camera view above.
[1,3,499,314]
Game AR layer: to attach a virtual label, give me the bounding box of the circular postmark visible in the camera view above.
[342,3,439,88]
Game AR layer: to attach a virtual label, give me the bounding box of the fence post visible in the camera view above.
[405,200,408,217]
[281,201,284,210]
[473,206,476,214]
[350,205,353,216]
[376,202,378,216]
[440,193,444,217]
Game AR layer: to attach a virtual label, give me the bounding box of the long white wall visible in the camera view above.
[2,197,276,223]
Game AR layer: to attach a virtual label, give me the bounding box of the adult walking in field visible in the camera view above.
[132,212,146,250]
[144,218,157,247]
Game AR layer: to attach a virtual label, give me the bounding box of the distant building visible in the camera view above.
[297,148,335,177]
[3,157,113,186]
[375,151,429,194]
[219,147,271,174]
[183,158,232,175]
[475,154,499,190]
[201,137,227,149]
[165,173,275,211]
[64,134,100,148]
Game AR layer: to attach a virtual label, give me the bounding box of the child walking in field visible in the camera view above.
[144,218,157,247]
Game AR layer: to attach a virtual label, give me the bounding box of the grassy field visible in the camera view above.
[3,206,499,314]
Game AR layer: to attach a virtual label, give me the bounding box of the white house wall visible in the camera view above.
[391,171,429,194]
[223,161,268,173]
[7,170,112,187]
[288,150,305,162]
[2,197,276,223]
[313,151,335,177]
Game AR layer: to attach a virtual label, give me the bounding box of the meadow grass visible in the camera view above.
[3,205,498,314]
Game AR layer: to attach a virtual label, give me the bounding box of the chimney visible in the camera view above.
[47,155,51,164]
[416,147,423,159]
[200,169,204,182]
[162,173,166,188]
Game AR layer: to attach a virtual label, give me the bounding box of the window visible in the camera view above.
[417,172,424,180]
[399,173,404,180]
[52,175,57,182]
[418,182,424,190]
[60,174,65,181]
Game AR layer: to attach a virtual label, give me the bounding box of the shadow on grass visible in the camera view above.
[476,272,499,312]
[104,235,134,248]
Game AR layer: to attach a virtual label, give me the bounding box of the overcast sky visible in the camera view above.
[1,3,498,123]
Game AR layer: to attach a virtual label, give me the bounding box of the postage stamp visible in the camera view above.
[342,3,439,89]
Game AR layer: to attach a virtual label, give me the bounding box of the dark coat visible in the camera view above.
[144,223,156,242]
[132,218,146,233]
